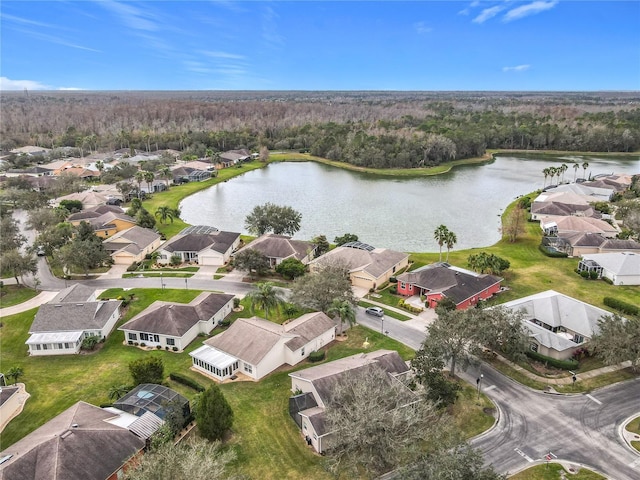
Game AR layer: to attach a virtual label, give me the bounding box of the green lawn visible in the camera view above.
[139,161,265,238]
[509,463,606,479]
[0,285,38,308]
[123,272,194,278]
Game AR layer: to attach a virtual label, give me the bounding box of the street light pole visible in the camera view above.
[184,277,188,290]
[381,316,384,334]
[477,374,484,399]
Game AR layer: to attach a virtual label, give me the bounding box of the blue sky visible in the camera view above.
[1,1,638,91]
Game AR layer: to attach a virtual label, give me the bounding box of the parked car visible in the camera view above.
[365,306,384,317]
[36,246,46,256]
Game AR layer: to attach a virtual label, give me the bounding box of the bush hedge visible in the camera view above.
[397,298,423,313]
[169,372,205,392]
[526,350,579,370]
[603,297,640,316]
[308,350,325,362]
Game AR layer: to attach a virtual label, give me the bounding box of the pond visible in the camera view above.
[179,155,640,252]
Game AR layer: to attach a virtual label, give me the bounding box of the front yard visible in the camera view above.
[0,285,38,308]
[0,287,491,479]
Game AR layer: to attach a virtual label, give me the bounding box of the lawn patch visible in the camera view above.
[510,463,606,479]
[0,285,38,308]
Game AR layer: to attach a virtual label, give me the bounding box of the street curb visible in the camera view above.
[507,459,611,478]
[618,414,640,457]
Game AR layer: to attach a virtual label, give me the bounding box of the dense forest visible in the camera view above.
[1,91,639,169]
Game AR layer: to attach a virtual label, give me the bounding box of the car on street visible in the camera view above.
[36,246,46,256]
[365,306,384,317]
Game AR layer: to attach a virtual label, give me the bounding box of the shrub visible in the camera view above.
[580,271,590,279]
[140,342,146,347]
[589,270,599,280]
[133,342,139,346]
[169,372,205,392]
[165,346,170,350]
[219,319,231,328]
[233,297,240,308]
[172,347,178,352]
[389,276,398,283]
[170,255,182,266]
[308,350,325,362]
[127,261,140,272]
[389,287,397,294]
[526,350,579,370]
[602,276,613,285]
[129,356,164,385]
[128,341,133,345]
[156,345,162,350]
[603,297,640,316]
[81,335,100,351]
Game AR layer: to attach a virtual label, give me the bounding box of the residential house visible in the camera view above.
[530,191,600,221]
[157,226,240,266]
[0,386,23,433]
[235,234,317,267]
[578,252,640,285]
[0,401,145,480]
[10,145,51,157]
[308,242,409,292]
[170,166,211,184]
[4,166,53,178]
[52,191,113,209]
[68,205,125,221]
[103,226,162,265]
[540,216,619,238]
[190,312,336,381]
[26,285,121,356]
[288,350,411,453]
[395,263,502,309]
[496,290,612,360]
[584,174,633,192]
[58,167,100,180]
[545,183,614,202]
[543,232,640,257]
[119,293,234,351]
[218,149,251,168]
[175,160,215,171]
[69,210,137,239]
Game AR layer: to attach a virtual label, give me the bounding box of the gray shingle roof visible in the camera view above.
[49,284,95,303]
[0,401,145,480]
[162,231,239,254]
[30,301,121,333]
[103,226,161,254]
[119,292,234,337]
[396,264,501,305]
[237,234,315,262]
[311,246,408,279]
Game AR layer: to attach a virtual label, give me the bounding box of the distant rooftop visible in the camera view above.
[342,241,375,251]
[179,225,219,235]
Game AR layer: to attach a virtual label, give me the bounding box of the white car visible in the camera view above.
[365,306,384,317]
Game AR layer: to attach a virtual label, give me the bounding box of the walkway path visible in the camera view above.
[0,290,58,317]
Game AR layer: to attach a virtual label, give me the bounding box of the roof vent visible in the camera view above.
[71,423,79,428]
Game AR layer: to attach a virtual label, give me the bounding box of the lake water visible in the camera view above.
[180,155,640,252]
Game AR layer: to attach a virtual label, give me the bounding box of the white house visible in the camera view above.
[26,285,121,356]
[496,290,612,360]
[578,252,640,286]
[190,312,336,381]
[156,226,240,266]
[119,293,235,351]
[288,350,410,453]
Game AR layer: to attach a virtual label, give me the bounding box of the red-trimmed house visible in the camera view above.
[395,263,502,310]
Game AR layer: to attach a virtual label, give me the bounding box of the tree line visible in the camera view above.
[2,91,639,170]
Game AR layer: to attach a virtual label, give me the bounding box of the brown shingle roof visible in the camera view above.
[311,246,408,279]
[237,234,315,262]
[119,292,234,337]
[0,401,144,480]
[162,231,239,254]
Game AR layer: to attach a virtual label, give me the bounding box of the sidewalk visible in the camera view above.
[492,352,632,386]
[0,290,59,317]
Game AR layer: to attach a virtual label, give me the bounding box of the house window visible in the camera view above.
[244,363,253,374]
[529,343,538,352]
[140,333,149,341]
[65,343,71,349]
[35,344,41,350]
[43,344,48,350]
[400,282,406,289]
[573,334,584,344]
[392,266,396,273]
[58,343,63,349]
[153,334,160,342]
[166,338,175,346]
[128,333,137,341]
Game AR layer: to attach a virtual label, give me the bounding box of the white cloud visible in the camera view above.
[201,50,246,60]
[99,0,159,32]
[459,1,480,16]
[261,6,284,48]
[473,5,505,24]
[503,1,558,22]
[414,22,432,34]
[0,77,50,90]
[1,13,58,29]
[58,87,83,91]
[502,64,531,72]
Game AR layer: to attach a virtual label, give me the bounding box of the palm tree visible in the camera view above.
[155,205,176,224]
[246,282,285,321]
[434,225,449,262]
[159,166,172,189]
[108,384,130,401]
[444,230,457,262]
[582,161,589,180]
[542,168,550,188]
[327,298,356,336]
[573,162,579,182]
[560,163,568,183]
[143,170,155,194]
[549,167,557,186]
[6,366,24,385]
[134,171,145,199]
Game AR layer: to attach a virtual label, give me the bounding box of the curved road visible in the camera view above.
[357,310,640,479]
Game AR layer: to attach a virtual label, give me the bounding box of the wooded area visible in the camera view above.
[2,90,639,168]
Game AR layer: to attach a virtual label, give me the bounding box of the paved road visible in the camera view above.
[356,311,640,479]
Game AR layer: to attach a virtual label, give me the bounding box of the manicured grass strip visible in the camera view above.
[123,272,194,278]
[626,416,640,434]
[0,286,38,308]
[358,300,412,321]
[510,463,606,479]
[452,382,496,439]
